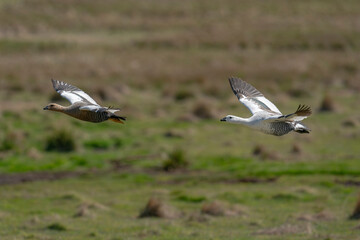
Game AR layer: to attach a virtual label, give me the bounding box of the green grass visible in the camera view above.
[0,174,359,239]
[0,0,360,239]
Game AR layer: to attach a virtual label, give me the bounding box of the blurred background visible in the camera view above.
[0,0,359,239]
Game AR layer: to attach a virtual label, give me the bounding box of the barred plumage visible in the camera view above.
[268,122,294,136]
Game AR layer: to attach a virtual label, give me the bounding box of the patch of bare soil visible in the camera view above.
[222,177,278,184]
[158,175,277,185]
[0,171,84,185]
[0,167,278,186]
[335,179,360,187]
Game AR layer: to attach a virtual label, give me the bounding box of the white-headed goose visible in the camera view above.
[221,77,311,136]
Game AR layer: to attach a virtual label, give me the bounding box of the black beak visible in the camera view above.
[220,117,226,122]
[43,106,48,110]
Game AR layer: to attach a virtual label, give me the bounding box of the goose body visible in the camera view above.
[221,77,311,136]
[44,79,126,124]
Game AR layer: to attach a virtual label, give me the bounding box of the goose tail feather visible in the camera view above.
[294,122,310,134]
[109,115,126,124]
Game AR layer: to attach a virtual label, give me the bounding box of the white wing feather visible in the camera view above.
[72,91,98,105]
[238,98,263,114]
[254,96,282,114]
[79,105,120,113]
[79,105,102,112]
[52,79,99,105]
[229,77,282,115]
[59,90,99,105]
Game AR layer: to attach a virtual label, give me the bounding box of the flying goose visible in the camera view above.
[220,77,311,136]
[43,79,126,124]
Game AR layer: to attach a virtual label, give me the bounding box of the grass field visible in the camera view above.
[0,0,360,239]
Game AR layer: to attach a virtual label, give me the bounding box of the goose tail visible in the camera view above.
[294,122,310,134]
[109,115,126,124]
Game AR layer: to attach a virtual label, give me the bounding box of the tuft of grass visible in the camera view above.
[349,194,360,220]
[84,137,123,150]
[84,139,112,150]
[176,194,206,203]
[112,138,123,148]
[291,144,302,155]
[174,89,194,101]
[201,201,244,217]
[272,193,299,201]
[0,135,16,152]
[319,94,337,112]
[45,129,76,152]
[162,149,188,172]
[0,131,26,152]
[138,198,180,219]
[46,223,67,231]
[192,101,215,119]
[252,144,279,160]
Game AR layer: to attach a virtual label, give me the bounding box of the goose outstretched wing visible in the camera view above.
[228,77,282,115]
[51,79,99,106]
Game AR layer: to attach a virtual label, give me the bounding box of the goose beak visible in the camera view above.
[220,117,226,122]
[43,106,49,110]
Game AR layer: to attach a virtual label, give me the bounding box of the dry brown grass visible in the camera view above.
[138,197,180,219]
[342,118,358,128]
[26,147,42,160]
[291,143,302,155]
[201,201,245,217]
[297,210,334,222]
[349,194,360,220]
[318,94,337,112]
[253,144,279,160]
[74,204,93,218]
[192,101,216,120]
[255,223,313,236]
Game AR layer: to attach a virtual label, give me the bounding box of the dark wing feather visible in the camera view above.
[229,77,264,99]
[228,77,282,114]
[275,105,312,122]
[52,79,82,92]
[294,104,312,116]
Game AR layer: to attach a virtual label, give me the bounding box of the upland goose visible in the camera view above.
[220,77,311,136]
[44,79,126,124]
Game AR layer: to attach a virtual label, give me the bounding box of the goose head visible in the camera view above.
[43,103,63,112]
